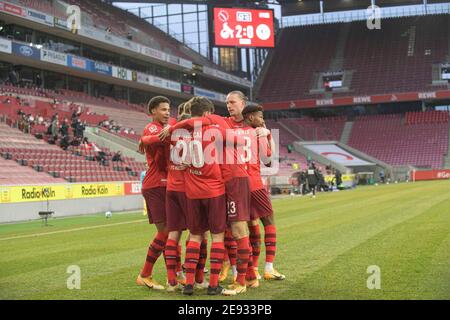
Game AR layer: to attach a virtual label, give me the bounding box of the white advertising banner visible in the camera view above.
[112,66,132,81]
[203,66,252,87]
[166,79,181,92]
[194,87,226,103]
[26,7,54,26]
[136,72,151,85]
[166,54,180,65]
[53,17,69,30]
[0,38,12,54]
[149,76,181,92]
[78,26,138,52]
[0,1,53,26]
[109,34,139,52]
[77,25,100,40]
[179,58,193,70]
[140,45,166,61]
[40,49,68,66]
[303,144,374,166]
[0,1,26,18]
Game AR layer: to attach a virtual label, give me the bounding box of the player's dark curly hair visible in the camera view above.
[147,96,170,114]
[242,105,264,119]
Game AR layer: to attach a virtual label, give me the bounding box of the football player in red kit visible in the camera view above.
[168,97,237,296]
[161,93,259,293]
[220,91,259,293]
[241,104,285,281]
[139,102,192,292]
[136,96,173,290]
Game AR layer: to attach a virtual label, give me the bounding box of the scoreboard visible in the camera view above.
[213,7,275,48]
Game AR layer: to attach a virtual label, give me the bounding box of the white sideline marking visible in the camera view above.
[0,219,147,242]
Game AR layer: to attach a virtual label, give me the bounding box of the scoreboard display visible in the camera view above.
[213,7,275,48]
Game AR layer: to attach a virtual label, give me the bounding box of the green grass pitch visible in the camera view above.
[0,180,449,300]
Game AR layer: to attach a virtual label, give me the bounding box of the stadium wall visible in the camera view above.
[0,195,142,223]
[0,182,144,223]
[84,128,145,162]
[412,169,450,181]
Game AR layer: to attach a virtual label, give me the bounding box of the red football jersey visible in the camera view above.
[166,129,192,193]
[169,115,252,183]
[168,117,177,126]
[184,124,225,199]
[221,117,251,182]
[141,121,167,189]
[246,129,273,192]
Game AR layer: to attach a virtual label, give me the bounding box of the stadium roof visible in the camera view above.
[279,0,448,16]
[111,0,448,16]
[109,1,275,5]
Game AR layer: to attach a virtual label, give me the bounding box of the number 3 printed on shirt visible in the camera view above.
[227,201,236,216]
[239,136,252,163]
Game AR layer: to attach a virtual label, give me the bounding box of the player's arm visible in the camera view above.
[139,129,168,153]
[206,114,231,129]
[204,115,252,147]
[167,115,247,146]
[158,117,215,141]
[257,127,275,166]
[160,115,231,141]
[173,114,229,131]
[140,134,164,146]
[173,116,217,131]
[258,136,272,167]
[267,133,276,166]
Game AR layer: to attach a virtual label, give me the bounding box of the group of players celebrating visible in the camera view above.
[135,91,285,296]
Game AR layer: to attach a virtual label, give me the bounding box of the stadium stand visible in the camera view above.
[53,89,146,113]
[0,120,145,182]
[405,110,450,125]
[0,122,67,184]
[0,156,65,185]
[280,116,346,141]
[1,2,449,185]
[342,15,449,95]
[2,85,448,174]
[0,85,145,113]
[259,23,340,102]
[0,89,106,126]
[0,92,147,183]
[0,85,147,133]
[265,111,450,170]
[348,112,449,169]
[13,0,227,70]
[258,15,450,102]
[264,119,328,172]
[265,119,300,147]
[0,84,177,147]
[0,121,145,183]
[16,0,60,17]
[86,104,148,136]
